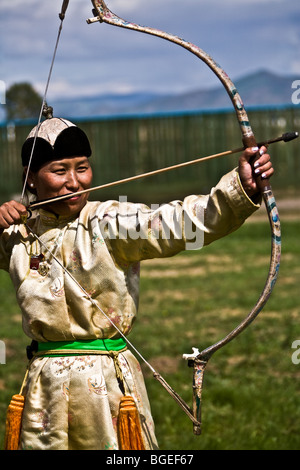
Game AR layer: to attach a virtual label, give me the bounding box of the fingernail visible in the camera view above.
[261,172,267,179]
[254,168,260,174]
[252,146,259,152]
[254,161,260,168]
[259,149,265,155]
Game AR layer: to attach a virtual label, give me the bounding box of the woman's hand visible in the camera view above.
[0,200,28,229]
[238,146,274,198]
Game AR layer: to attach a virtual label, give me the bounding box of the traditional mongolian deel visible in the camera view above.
[1,0,284,451]
[0,171,259,449]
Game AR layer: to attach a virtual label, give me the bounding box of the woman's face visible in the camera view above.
[28,156,93,216]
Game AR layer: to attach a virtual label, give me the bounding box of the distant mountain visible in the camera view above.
[0,70,298,122]
[51,92,163,119]
[142,70,298,113]
[48,70,300,118]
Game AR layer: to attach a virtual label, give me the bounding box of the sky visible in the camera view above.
[0,0,300,103]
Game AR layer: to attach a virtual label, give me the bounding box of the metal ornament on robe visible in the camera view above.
[88,0,281,435]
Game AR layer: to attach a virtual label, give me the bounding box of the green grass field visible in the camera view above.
[0,216,299,450]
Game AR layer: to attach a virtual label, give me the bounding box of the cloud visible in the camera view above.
[1,0,300,102]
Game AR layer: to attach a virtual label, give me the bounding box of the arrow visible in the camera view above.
[28,131,298,211]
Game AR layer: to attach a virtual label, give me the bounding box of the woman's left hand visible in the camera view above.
[238,146,274,198]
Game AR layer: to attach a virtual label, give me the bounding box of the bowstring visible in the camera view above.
[21,3,69,204]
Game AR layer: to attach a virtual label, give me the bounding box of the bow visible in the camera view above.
[87,0,281,435]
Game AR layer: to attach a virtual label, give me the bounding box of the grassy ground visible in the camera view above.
[0,214,299,450]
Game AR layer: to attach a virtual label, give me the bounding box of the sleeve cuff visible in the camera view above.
[221,169,261,220]
[235,169,261,208]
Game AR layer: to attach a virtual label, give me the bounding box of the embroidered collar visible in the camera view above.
[38,208,78,228]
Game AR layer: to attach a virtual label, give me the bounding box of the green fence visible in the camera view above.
[0,106,299,205]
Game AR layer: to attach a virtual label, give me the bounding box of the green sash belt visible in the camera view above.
[37,338,127,356]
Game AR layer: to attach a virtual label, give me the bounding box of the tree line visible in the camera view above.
[4,82,42,120]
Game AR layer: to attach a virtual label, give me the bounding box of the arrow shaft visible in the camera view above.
[28,132,298,211]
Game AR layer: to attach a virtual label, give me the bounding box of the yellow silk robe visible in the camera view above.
[0,169,259,450]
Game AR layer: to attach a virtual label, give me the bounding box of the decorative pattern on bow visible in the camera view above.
[87,0,281,435]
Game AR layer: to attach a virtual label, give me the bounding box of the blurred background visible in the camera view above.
[0,0,299,450]
[0,0,299,204]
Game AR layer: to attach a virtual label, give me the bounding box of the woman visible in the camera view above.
[0,117,273,450]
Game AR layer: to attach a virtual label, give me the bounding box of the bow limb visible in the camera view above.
[59,0,70,21]
[88,0,254,147]
[88,0,281,434]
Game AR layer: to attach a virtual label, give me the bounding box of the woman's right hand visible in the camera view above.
[0,200,28,229]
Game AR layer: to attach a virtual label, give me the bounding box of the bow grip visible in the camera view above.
[243,135,271,193]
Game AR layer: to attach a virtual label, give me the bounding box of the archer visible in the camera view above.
[0,116,273,450]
